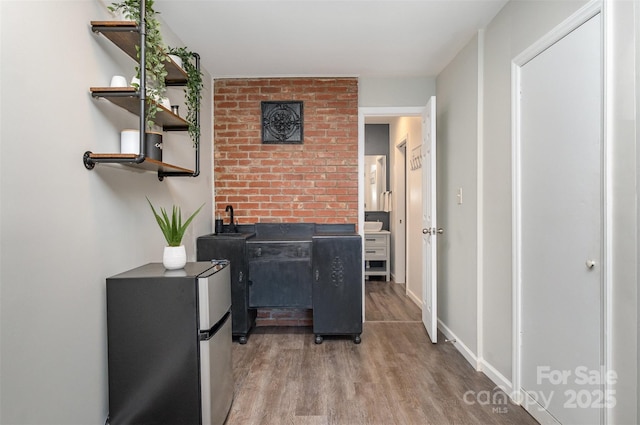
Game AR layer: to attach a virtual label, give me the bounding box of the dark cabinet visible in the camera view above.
[197,224,362,344]
[312,235,363,344]
[197,234,256,344]
[247,241,312,308]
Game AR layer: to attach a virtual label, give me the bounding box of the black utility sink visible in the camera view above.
[207,224,256,239]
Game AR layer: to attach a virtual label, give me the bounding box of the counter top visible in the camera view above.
[313,232,361,238]
[198,232,256,240]
[247,235,312,243]
[198,223,358,243]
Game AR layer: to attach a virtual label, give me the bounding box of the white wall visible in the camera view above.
[637,2,640,419]
[435,34,479,358]
[359,76,435,107]
[388,117,422,302]
[0,1,213,423]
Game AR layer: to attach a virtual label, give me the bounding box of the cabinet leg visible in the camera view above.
[353,335,361,344]
[314,335,323,344]
[238,335,248,345]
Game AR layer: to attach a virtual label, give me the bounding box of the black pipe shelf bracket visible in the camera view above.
[84,0,200,181]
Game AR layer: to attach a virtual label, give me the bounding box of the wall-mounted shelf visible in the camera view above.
[90,21,187,85]
[83,152,194,174]
[84,11,200,181]
[89,87,189,131]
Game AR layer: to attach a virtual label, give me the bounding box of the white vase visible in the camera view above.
[163,245,186,270]
[120,129,140,154]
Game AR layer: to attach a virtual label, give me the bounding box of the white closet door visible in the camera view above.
[519,13,603,425]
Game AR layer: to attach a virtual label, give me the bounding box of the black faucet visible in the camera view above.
[225,205,236,233]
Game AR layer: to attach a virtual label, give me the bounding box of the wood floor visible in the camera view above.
[365,279,422,322]
[226,281,537,425]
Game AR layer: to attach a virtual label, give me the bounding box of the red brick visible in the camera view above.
[214,78,358,224]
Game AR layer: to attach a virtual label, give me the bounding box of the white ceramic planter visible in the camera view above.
[163,245,186,270]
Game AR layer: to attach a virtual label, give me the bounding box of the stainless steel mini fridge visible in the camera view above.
[106,261,233,425]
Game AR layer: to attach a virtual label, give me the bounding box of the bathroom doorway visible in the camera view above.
[359,107,425,321]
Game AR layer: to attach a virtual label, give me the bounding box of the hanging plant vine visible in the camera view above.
[168,47,203,146]
[108,0,167,130]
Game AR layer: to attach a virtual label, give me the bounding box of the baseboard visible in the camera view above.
[438,320,522,407]
[520,390,561,425]
[437,320,480,369]
[406,287,422,308]
[477,357,514,397]
[390,272,403,284]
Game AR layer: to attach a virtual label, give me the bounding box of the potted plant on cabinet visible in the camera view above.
[168,46,203,147]
[147,197,204,270]
[108,0,167,130]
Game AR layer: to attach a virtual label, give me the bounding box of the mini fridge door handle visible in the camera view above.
[199,310,231,341]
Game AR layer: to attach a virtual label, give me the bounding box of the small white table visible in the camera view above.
[364,230,390,281]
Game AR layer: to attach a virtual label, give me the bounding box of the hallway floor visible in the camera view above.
[225,281,537,425]
[365,279,422,322]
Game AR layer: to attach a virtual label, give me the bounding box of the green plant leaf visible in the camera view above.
[147,197,204,246]
[168,46,203,147]
[111,0,167,130]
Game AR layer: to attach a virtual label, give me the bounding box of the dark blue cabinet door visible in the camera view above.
[312,235,362,339]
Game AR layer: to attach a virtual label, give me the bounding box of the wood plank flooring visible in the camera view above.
[365,280,421,322]
[226,281,537,425]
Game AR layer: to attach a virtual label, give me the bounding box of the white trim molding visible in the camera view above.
[438,319,479,370]
[476,27,486,381]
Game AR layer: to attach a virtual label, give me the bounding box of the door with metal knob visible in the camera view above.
[516,12,603,425]
[421,96,438,344]
[423,227,444,235]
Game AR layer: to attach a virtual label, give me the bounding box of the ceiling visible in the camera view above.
[155,0,508,79]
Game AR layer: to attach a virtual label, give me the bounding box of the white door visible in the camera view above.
[422,96,438,343]
[518,13,602,425]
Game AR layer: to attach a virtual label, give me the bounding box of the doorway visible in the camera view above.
[396,138,407,285]
[359,107,425,322]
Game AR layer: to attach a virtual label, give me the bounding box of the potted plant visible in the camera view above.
[168,46,203,146]
[147,197,204,270]
[109,0,167,130]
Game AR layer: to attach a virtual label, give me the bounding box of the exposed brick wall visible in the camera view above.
[213,78,359,224]
[256,308,313,327]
